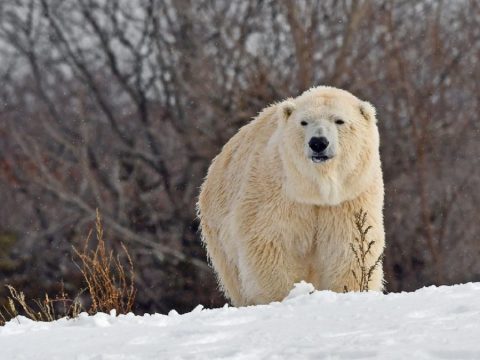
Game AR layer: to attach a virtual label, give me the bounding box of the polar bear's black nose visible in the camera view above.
[309,137,329,153]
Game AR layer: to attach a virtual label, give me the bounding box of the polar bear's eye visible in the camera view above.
[335,119,345,125]
[300,121,308,126]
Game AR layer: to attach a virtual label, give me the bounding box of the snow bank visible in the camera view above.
[2,282,480,359]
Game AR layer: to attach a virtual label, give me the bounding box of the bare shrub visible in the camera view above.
[73,210,136,315]
[0,284,83,326]
[346,209,384,292]
[0,210,136,325]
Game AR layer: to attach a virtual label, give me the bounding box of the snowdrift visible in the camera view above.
[1,282,480,360]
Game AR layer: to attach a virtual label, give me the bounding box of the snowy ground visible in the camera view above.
[1,282,480,360]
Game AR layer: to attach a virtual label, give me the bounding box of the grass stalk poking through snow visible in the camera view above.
[346,209,384,292]
[0,283,83,324]
[73,209,136,315]
[0,209,136,325]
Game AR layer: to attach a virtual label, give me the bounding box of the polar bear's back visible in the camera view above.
[198,104,278,226]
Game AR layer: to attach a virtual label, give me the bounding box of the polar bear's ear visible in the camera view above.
[279,99,296,121]
[359,101,377,123]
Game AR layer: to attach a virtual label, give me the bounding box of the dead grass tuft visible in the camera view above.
[0,283,82,325]
[0,209,136,325]
[345,209,384,292]
[73,209,136,315]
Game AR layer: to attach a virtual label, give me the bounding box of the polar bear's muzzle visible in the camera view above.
[308,136,333,163]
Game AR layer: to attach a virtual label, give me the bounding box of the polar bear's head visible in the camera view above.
[276,86,381,206]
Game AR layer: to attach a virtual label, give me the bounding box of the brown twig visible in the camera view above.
[348,209,384,292]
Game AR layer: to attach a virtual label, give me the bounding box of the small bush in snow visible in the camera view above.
[73,209,136,315]
[0,210,136,325]
[0,283,82,325]
[345,209,384,292]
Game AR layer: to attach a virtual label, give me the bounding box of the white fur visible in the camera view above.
[198,86,385,306]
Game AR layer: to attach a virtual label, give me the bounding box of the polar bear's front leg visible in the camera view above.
[238,234,299,305]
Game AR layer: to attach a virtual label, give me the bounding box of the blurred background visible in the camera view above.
[0,0,479,314]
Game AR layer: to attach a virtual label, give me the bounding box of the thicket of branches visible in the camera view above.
[1,0,479,312]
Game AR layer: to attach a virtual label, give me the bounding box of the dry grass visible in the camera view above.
[73,209,136,315]
[0,284,82,325]
[346,209,384,292]
[0,209,136,325]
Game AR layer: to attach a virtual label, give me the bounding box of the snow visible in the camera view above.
[2,282,480,359]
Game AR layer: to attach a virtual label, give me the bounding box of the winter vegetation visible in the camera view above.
[347,210,385,293]
[0,210,136,325]
[0,0,479,325]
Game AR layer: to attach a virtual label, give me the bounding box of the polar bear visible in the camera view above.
[197,86,384,306]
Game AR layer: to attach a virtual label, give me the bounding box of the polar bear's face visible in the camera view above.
[277,87,379,205]
[280,91,377,168]
[299,112,340,164]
